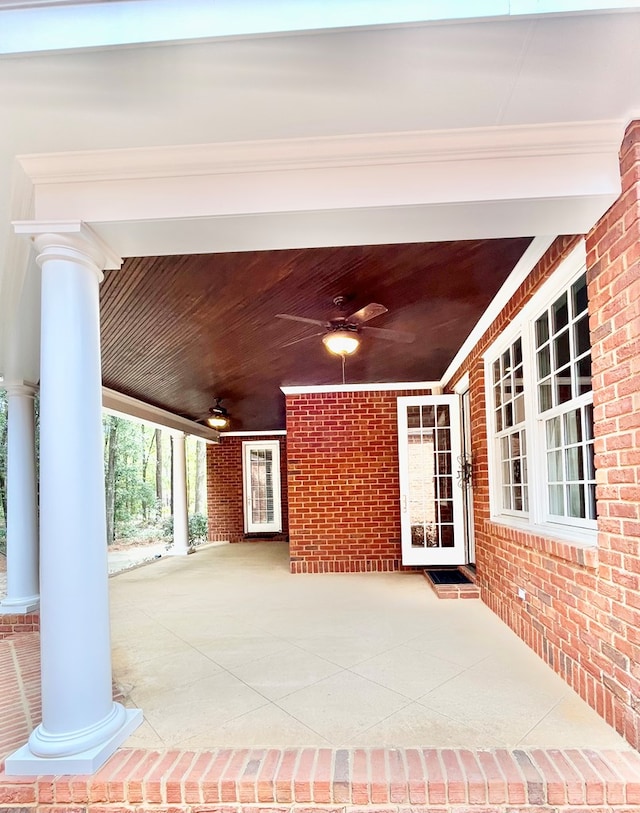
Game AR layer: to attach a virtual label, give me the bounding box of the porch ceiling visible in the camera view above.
[99,237,531,431]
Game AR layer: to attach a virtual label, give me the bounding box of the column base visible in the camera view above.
[0,596,40,614]
[4,708,143,776]
[166,545,194,556]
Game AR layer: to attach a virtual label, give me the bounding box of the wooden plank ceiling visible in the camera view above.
[100,238,532,431]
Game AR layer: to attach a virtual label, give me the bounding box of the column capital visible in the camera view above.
[3,381,38,398]
[12,221,122,275]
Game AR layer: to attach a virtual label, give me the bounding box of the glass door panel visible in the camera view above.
[243,440,282,533]
[397,395,464,565]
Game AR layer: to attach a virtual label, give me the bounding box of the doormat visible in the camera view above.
[424,567,472,585]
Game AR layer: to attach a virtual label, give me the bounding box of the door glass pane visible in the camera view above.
[406,403,455,550]
[421,405,435,427]
[407,406,420,429]
[250,449,274,524]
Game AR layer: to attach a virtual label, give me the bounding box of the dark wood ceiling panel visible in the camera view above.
[100,238,532,430]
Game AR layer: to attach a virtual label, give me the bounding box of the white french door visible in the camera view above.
[242,440,282,534]
[397,395,465,566]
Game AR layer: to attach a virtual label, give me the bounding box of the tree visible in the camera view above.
[0,390,7,551]
[155,427,163,520]
[194,439,205,515]
[104,415,118,545]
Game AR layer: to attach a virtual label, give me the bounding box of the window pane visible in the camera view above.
[586,442,595,481]
[514,487,523,511]
[496,409,503,432]
[493,360,501,383]
[549,484,564,515]
[571,274,588,316]
[554,372,572,405]
[504,402,513,428]
[538,381,552,412]
[546,416,561,448]
[585,403,594,440]
[513,338,522,366]
[554,330,571,369]
[565,446,584,481]
[537,346,551,379]
[535,314,549,347]
[574,314,590,357]
[564,409,582,444]
[567,484,585,518]
[494,383,502,408]
[552,292,569,332]
[510,433,521,456]
[407,407,420,428]
[502,486,512,510]
[514,394,525,423]
[547,450,562,480]
[502,349,511,376]
[576,355,592,395]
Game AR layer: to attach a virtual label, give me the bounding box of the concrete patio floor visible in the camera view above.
[111,541,631,752]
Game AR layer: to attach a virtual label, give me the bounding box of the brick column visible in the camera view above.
[586,120,640,747]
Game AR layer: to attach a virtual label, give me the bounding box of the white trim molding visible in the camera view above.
[221,430,287,437]
[281,382,439,395]
[102,388,220,442]
[440,235,557,388]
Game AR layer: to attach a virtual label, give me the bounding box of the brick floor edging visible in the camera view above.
[2,747,640,812]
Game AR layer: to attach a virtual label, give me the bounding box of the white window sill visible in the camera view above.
[486,517,598,568]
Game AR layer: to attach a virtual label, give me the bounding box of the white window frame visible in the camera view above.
[484,240,597,547]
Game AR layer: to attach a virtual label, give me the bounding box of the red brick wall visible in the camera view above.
[286,389,431,573]
[0,613,40,640]
[206,435,288,543]
[447,121,640,749]
[586,120,640,746]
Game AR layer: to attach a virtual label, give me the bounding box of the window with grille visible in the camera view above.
[492,338,528,514]
[485,243,596,543]
[535,274,595,522]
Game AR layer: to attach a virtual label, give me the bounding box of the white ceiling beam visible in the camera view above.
[3,1,639,55]
[102,387,220,442]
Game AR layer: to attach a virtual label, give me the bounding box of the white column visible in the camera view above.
[1,382,39,614]
[169,431,191,555]
[5,224,141,777]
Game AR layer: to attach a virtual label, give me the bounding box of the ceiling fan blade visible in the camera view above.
[276,313,325,327]
[346,302,388,325]
[281,332,324,348]
[362,325,415,343]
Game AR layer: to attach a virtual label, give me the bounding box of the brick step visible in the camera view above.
[423,566,480,599]
[2,746,640,810]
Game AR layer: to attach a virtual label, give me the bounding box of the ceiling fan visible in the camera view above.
[276,296,415,356]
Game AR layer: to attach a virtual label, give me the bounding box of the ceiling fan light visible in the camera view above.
[207,399,230,429]
[207,413,229,429]
[322,330,360,356]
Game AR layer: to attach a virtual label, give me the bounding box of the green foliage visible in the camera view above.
[161,513,209,546]
[189,513,209,544]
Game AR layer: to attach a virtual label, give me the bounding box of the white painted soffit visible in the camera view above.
[102,387,220,442]
[16,121,625,256]
[2,0,640,55]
